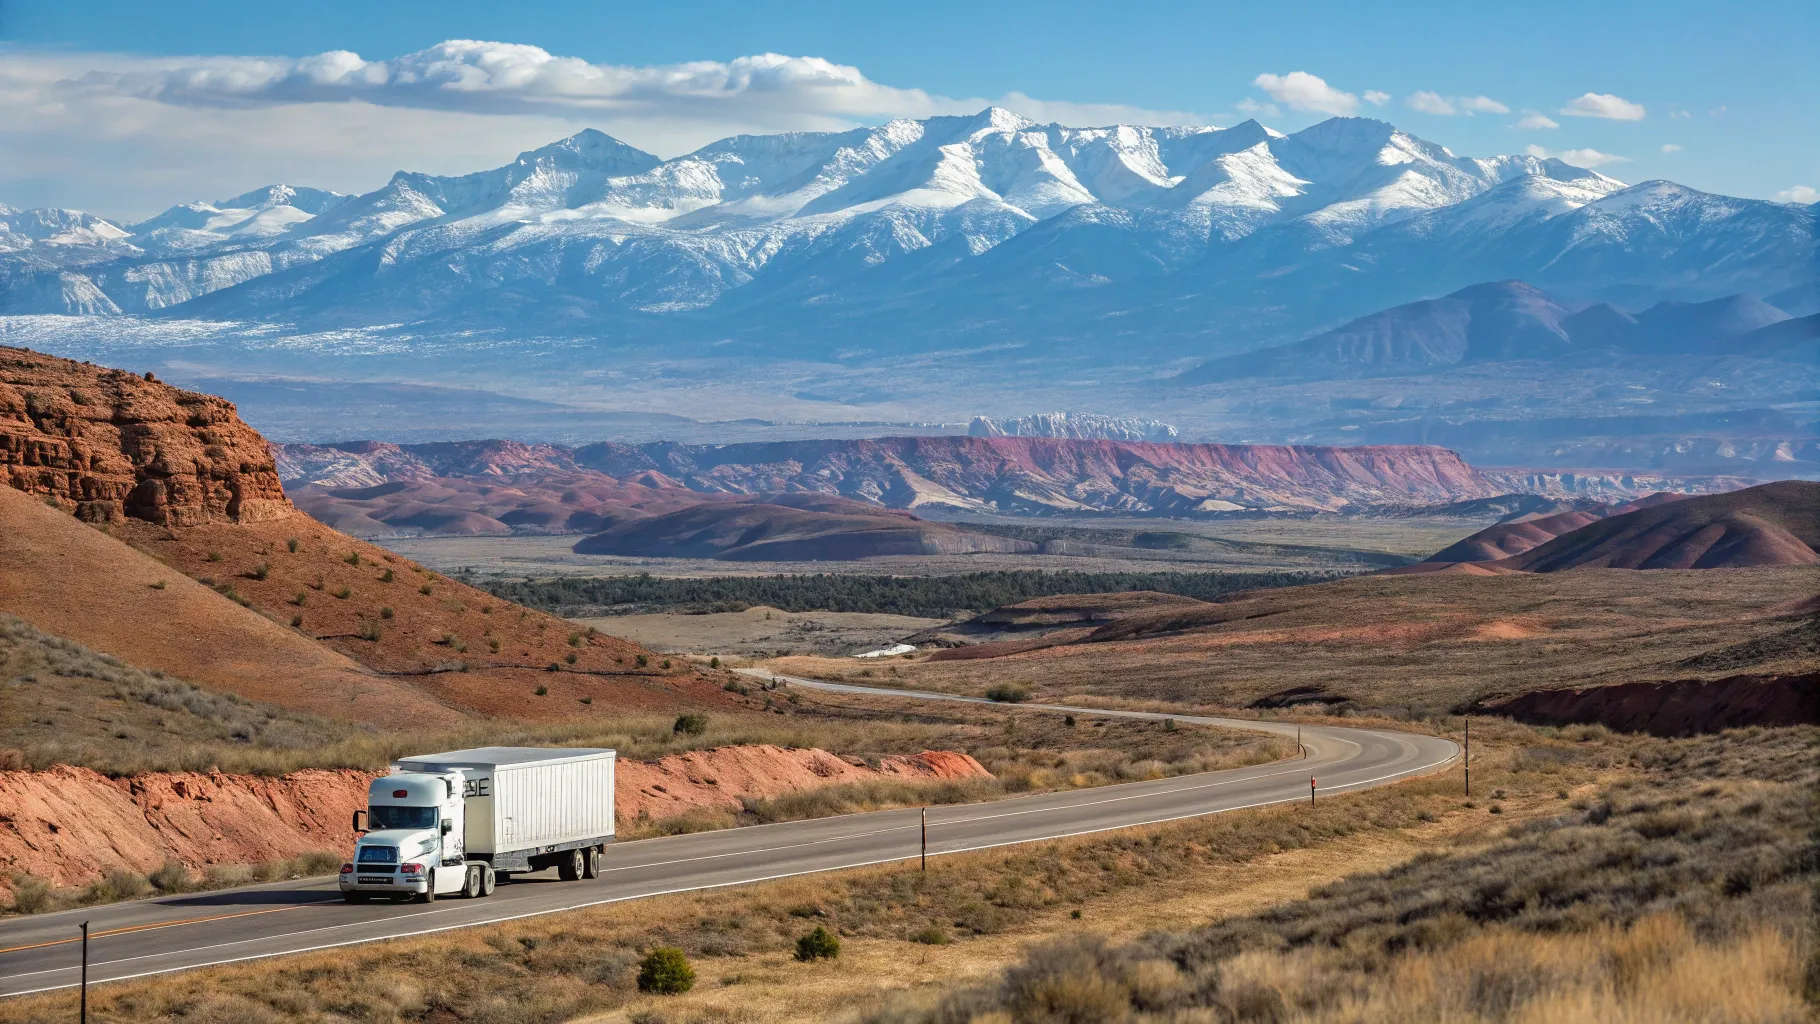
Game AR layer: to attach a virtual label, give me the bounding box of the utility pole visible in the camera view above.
[920,807,927,872]
[1464,717,1471,797]
[79,920,89,1024]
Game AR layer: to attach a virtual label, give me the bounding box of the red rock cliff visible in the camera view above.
[0,346,292,525]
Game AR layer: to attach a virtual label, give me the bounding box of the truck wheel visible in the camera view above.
[343,892,369,904]
[461,865,482,898]
[481,865,497,896]
[582,847,601,879]
[418,885,436,904]
[557,848,584,881]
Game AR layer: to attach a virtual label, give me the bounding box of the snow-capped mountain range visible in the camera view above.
[5,109,1812,351]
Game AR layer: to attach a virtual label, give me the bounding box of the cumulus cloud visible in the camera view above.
[0,42,1214,219]
[1458,96,1509,114]
[1235,97,1280,117]
[1362,90,1390,106]
[1774,185,1818,205]
[1660,143,1683,154]
[1525,144,1629,168]
[1515,112,1560,130]
[1407,92,1509,116]
[1406,91,1456,116]
[1560,92,1646,120]
[1252,72,1359,116]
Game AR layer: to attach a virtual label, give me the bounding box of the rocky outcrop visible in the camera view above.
[0,346,292,525]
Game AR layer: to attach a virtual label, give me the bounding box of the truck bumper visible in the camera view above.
[340,875,428,894]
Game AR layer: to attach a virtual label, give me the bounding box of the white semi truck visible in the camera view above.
[340,746,615,903]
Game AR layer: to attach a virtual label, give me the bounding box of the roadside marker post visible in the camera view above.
[921,807,927,872]
[79,920,89,1024]
[1464,717,1471,797]
[1310,777,1316,807]
[1298,726,1303,758]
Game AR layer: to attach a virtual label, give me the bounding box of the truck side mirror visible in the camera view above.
[441,819,453,835]
[352,809,367,833]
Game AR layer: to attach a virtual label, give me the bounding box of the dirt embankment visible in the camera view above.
[0,745,990,891]
[617,745,989,822]
[1477,672,1820,736]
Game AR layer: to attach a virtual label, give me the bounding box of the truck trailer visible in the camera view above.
[340,746,615,903]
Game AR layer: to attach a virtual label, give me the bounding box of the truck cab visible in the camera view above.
[341,771,490,902]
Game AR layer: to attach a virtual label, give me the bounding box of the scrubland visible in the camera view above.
[8,719,1810,1024]
[769,566,1820,717]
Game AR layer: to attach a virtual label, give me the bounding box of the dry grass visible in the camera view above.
[10,718,1785,1024]
[0,614,351,774]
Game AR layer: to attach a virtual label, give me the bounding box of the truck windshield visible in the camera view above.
[368,805,437,830]
[356,845,398,863]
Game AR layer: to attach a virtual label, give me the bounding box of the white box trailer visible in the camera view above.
[393,746,616,874]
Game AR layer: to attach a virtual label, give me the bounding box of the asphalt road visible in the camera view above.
[0,673,1457,998]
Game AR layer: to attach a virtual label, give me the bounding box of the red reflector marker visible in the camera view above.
[393,790,408,798]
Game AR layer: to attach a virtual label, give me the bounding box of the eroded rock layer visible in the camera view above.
[0,346,291,525]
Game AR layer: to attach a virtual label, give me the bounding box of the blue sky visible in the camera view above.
[4,0,1815,218]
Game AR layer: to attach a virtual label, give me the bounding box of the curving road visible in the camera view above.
[0,673,1457,998]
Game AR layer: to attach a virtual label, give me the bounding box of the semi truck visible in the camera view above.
[340,746,615,903]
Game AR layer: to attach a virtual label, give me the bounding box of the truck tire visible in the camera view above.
[557,847,584,881]
[481,864,497,896]
[582,846,601,879]
[419,884,436,904]
[461,865,482,899]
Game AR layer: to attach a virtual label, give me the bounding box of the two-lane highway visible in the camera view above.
[0,674,1457,997]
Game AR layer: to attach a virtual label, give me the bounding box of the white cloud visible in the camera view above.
[1560,92,1646,121]
[1774,185,1818,205]
[1458,95,1509,115]
[1252,72,1359,116]
[1525,144,1630,168]
[1660,143,1683,154]
[1362,90,1390,106]
[1408,91,1510,117]
[0,42,1213,219]
[1514,112,1560,130]
[1406,91,1456,116]
[1235,97,1280,117]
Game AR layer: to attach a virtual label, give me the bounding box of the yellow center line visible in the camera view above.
[0,902,332,956]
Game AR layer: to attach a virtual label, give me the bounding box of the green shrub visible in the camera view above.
[636,947,695,994]
[662,659,672,670]
[8,873,51,914]
[636,654,649,668]
[286,537,300,553]
[332,586,351,600]
[357,621,380,642]
[291,591,307,606]
[986,683,1030,704]
[911,924,950,945]
[150,580,166,590]
[290,615,303,628]
[380,569,394,583]
[205,550,222,562]
[419,583,433,596]
[568,632,583,647]
[673,713,708,737]
[343,551,360,566]
[710,656,721,669]
[795,925,841,961]
[535,686,548,697]
[148,858,191,893]
[380,606,394,619]
[249,563,269,581]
